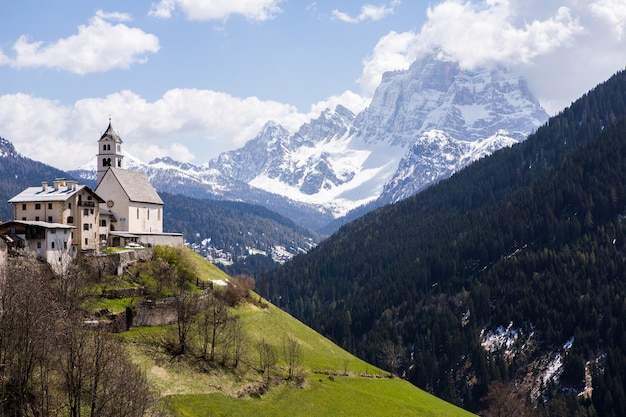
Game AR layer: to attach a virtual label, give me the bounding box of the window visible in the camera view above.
[48,216,52,222]
[84,209,89,215]
[83,224,89,231]
[48,203,52,209]
[84,238,88,246]
[35,216,40,221]
[103,157,111,167]
[22,204,26,210]
[67,216,73,224]
[35,203,41,210]
[51,242,55,249]
[68,202,72,209]
[117,159,121,167]
[37,242,41,249]
[87,196,92,201]
[50,228,56,234]
[64,242,67,249]
[21,217,26,221]
[100,219,107,227]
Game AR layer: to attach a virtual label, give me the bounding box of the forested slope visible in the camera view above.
[162,193,319,273]
[260,70,626,415]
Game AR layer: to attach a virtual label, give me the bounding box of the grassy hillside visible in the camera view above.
[120,249,475,417]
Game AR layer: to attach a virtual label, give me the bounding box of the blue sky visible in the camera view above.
[1,0,625,170]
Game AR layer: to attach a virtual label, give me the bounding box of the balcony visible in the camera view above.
[78,201,96,207]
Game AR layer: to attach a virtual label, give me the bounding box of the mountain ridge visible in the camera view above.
[70,53,548,232]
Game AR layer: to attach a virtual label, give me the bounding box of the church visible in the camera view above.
[94,119,182,248]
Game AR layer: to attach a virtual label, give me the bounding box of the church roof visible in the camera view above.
[107,168,164,205]
[99,120,123,144]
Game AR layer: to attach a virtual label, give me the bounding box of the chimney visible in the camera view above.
[42,182,48,191]
[67,180,77,190]
[53,180,61,191]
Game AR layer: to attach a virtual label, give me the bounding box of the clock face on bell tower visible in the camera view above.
[107,200,114,208]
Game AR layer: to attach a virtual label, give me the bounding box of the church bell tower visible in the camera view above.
[97,118,124,185]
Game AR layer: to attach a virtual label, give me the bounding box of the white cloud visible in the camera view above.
[3,11,159,74]
[149,0,283,21]
[309,90,371,117]
[590,0,626,40]
[415,0,583,70]
[0,89,307,170]
[357,0,626,115]
[359,31,420,96]
[332,0,400,23]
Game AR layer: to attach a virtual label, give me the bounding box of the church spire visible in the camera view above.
[96,119,124,185]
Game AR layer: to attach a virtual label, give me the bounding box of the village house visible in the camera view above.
[3,178,102,273]
[7,178,104,251]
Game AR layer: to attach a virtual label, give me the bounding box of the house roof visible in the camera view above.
[0,220,74,231]
[7,182,104,204]
[104,167,164,205]
[99,120,123,143]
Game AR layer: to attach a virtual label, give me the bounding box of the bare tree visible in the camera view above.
[256,339,278,383]
[379,341,404,377]
[197,294,229,362]
[86,331,153,417]
[282,335,304,380]
[227,317,249,368]
[0,252,58,417]
[483,381,533,417]
[174,292,199,355]
[58,322,153,417]
[58,316,91,417]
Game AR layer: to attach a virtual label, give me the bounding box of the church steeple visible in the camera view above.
[97,118,124,185]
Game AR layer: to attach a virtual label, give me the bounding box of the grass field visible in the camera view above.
[120,248,476,417]
[164,376,476,417]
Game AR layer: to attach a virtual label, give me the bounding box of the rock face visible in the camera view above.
[71,53,548,231]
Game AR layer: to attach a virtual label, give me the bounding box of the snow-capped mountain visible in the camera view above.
[71,53,548,232]
[208,53,548,217]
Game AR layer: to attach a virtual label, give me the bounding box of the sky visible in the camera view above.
[1,0,625,170]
